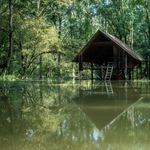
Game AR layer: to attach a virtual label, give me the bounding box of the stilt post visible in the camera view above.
[137,68,138,80]
[101,66,104,80]
[99,69,101,79]
[124,54,127,80]
[132,60,134,80]
[129,70,131,80]
[140,64,142,79]
[146,56,148,77]
[91,61,93,80]
[78,52,83,82]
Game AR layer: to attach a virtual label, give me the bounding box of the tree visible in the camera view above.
[14,16,61,79]
[0,0,13,79]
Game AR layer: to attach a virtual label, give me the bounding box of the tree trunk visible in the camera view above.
[146,10,150,41]
[147,56,149,78]
[39,81,43,105]
[149,56,150,79]
[2,0,13,78]
[131,26,133,49]
[37,0,42,80]
[91,62,93,80]
[124,54,127,80]
[73,63,75,82]
[58,53,61,77]
[21,68,28,80]
[58,16,62,77]
[39,55,42,79]
[105,17,107,33]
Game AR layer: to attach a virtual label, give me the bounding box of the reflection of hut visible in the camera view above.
[72,30,145,80]
[73,83,143,130]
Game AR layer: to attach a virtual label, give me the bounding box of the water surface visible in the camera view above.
[0,80,150,150]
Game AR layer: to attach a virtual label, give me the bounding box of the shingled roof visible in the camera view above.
[72,30,145,63]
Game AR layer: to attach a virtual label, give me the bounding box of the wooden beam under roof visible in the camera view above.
[83,66,108,70]
[92,41,113,46]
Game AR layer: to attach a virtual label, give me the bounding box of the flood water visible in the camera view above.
[0,80,150,150]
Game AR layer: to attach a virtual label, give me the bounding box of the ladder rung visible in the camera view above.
[105,62,114,80]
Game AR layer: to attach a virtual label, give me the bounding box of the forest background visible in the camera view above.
[0,0,150,80]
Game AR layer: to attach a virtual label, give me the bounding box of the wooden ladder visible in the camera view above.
[105,62,114,80]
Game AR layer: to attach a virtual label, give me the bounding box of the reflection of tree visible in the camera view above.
[0,81,95,150]
[0,90,15,150]
[0,81,150,150]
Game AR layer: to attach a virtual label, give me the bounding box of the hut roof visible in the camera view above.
[72,30,145,63]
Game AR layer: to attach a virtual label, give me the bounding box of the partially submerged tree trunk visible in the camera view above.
[37,0,43,80]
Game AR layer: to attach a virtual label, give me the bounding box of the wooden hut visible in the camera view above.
[72,30,145,80]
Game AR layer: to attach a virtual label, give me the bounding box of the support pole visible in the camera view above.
[78,52,83,82]
[132,60,134,80]
[129,70,131,80]
[124,54,127,80]
[125,82,127,101]
[146,56,148,77]
[137,68,138,80]
[91,62,93,80]
[78,52,83,71]
[141,64,142,79]
[101,67,104,80]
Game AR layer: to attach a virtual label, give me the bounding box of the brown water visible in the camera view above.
[0,80,150,150]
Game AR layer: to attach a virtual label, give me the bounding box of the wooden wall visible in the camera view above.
[113,43,141,69]
[113,44,125,69]
[127,56,141,69]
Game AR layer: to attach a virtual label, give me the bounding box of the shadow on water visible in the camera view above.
[0,80,150,150]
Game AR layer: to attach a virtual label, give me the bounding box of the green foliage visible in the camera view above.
[63,38,85,59]
[0,0,150,79]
